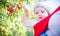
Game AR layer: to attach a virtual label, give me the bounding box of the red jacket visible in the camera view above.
[34,6,60,36]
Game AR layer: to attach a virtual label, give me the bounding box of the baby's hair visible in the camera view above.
[34,6,50,15]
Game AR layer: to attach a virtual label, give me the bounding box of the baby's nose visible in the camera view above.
[38,13,42,16]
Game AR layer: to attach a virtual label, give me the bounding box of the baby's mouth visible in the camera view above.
[39,17,43,19]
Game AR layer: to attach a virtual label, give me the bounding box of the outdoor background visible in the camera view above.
[0,0,60,36]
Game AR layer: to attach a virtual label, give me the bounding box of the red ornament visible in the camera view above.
[7,7,14,13]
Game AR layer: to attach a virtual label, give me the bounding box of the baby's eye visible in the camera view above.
[35,12,39,14]
[41,11,44,13]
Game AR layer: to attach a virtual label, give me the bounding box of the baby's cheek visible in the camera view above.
[35,17,38,20]
[43,14,48,17]
[34,15,39,20]
[44,14,48,16]
[35,15,37,18]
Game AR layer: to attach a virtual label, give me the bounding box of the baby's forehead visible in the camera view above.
[34,6,46,11]
[34,6,45,9]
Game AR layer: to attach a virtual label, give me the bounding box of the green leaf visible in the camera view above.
[16,0,20,3]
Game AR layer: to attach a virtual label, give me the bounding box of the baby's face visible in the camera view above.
[34,7,48,21]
